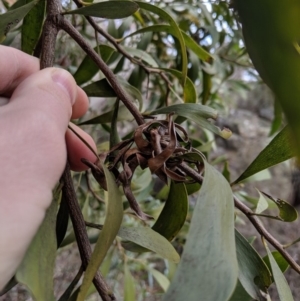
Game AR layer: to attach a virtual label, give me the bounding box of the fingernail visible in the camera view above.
[51,69,76,105]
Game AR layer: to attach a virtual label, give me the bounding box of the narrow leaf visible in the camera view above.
[123,46,158,67]
[255,189,269,214]
[76,165,123,301]
[152,181,188,241]
[233,126,294,184]
[74,45,115,85]
[228,281,253,301]
[149,268,170,292]
[16,193,59,301]
[135,1,187,86]
[263,251,289,279]
[21,0,45,54]
[235,230,272,300]
[0,0,38,42]
[163,160,238,301]
[124,262,136,301]
[123,24,212,61]
[160,68,197,103]
[82,78,116,97]
[119,225,180,263]
[261,192,298,222]
[264,240,294,301]
[148,103,232,139]
[65,1,139,19]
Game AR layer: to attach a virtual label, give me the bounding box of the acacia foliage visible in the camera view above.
[0,0,299,300]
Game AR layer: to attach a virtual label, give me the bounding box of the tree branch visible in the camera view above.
[58,17,145,125]
[39,2,114,299]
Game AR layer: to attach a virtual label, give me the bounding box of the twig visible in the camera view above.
[72,0,173,91]
[58,17,145,126]
[85,171,105,204]
[177,162,300,274]
[40,1,114,299]
[58,265,84,301]
[61,163,115,300]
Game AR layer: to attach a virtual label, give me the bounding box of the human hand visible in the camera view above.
[0,46,97,290]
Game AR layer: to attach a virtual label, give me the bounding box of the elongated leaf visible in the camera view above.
[65,1,139,19]
[0,0,38,42]
[123,46,158,67]
[255,189,269,214]
[135,1,187,86]
[160,68,197,103]
[74,45,115,85]
[76,165,123,301]
[152,181,188,241]
[82,78,116,97]
[260,192,298,222]
[123,24,212,61]
[149,268,170,292]
[235,230,272,300]
[16,193,59,301]
[233,126,294,184]
[124,263,136,301]
[148,103,232,139]
[234,0,300,160]
[264,241,294,301]
[21,0,45,54]
[263,251,289,279]
[228,281,253,301]
[163,160,238,301]
[119,226,180,263]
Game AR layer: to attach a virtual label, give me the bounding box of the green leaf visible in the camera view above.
[228,281,253,301]
[222,160,231,182]
[65,1,139,19]
[160,68,197,103]
[233,0,300,160]
[0,0,38,42]
[124,262,136,301]
[152,181,188,241]
[260,192,298,222]
[263,240,294,301]
[76,165,123,301]
[16,193,59,301]
[255,189,269,214]
[82,78,116,98]
[74,45,115,85]
[235,230,272,300]
[123,24,212,61]
[123,46,158,67]
[232,126,294,184]
[119,225,180,263]
[135,2,188,86]
[269,98,283,136]
[163,160,238,301]
[21,0,45,55]
[263,251,289,279]
[148,103,232,139]
[148,268,170,292]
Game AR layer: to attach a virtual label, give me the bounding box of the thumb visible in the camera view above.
[0,68,78,289]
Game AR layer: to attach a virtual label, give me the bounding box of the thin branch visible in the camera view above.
[72,0,173,90]
[58,17,145,125]
[61,163,115,300]
[40,2,114,298]
[177,162,300,274]
[85,171,105,204]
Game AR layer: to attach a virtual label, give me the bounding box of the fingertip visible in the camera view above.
[66,124,98,171]
[71,87,89,119]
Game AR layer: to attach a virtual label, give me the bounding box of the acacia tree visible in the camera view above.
[0,0,299,300]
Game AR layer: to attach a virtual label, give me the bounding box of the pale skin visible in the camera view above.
[0,46,98,290]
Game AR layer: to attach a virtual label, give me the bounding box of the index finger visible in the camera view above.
[0,45,40,96]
